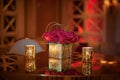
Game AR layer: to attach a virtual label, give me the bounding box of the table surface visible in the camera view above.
[0,71,120,80]
[0,67,120,80]
[0,60,120,80]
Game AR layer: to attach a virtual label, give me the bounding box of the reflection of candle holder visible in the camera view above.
[82,47,93,75]
[25,45,36,72]
[82,62,92,75]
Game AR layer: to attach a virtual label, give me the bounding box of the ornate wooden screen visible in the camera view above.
[73,0,105,46]
[0,0,16,47]
[0,0,25,48]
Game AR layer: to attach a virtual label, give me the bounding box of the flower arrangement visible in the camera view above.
[42,28,79,44]
[42,22,80,75]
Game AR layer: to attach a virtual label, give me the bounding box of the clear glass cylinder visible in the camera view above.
[82,47,93,75]
[82,47,93,62]
[25,45,36,72]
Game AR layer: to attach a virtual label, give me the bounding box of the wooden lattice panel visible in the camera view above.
[0,0,16,47]
[0,54,18,72]
[73,0,84,34]
[73,0,105,46]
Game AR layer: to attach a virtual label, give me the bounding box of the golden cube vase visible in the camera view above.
[48,43,72,72]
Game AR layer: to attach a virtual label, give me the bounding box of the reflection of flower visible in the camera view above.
[42,29,80,44]
[44,68,80,75]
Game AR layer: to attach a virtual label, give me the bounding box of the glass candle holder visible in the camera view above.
[82,47,93,75]
[25,45,36,72]
[82,47,93,62]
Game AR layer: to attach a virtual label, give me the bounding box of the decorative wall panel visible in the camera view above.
[0,0,25,50]
[0,0,16,47]
[73,0,105,46]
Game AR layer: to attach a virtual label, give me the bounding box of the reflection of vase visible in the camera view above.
[82,47,93,75]
[49,43,72,72]
[25,45,36,72]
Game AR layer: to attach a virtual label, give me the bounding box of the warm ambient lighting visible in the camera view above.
[100,60,117,64]
[104,0,110,7]
[113,0,118,5]
[104,0,118,7]
[108,61,117,64]
[100,60,107,64]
